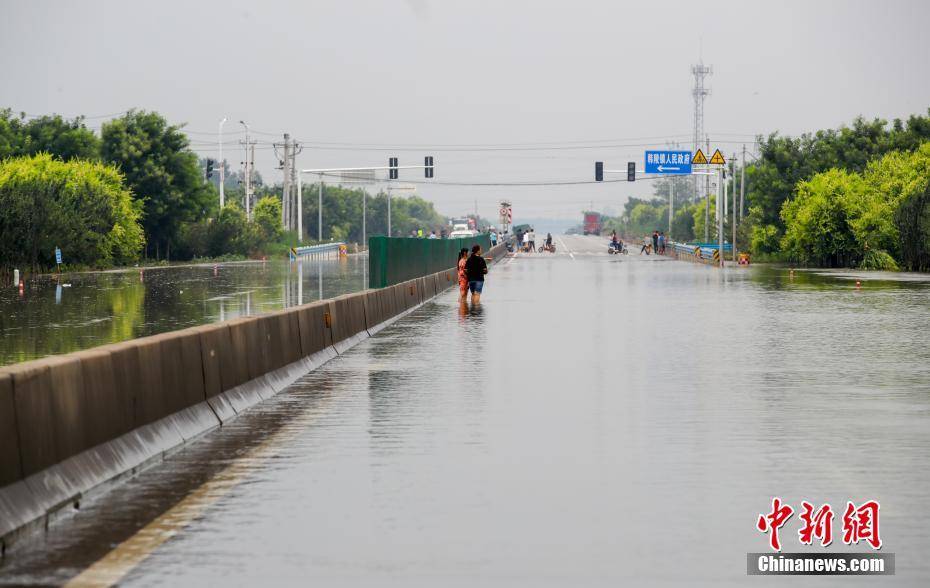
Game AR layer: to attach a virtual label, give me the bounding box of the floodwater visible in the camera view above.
[2,235,930,586]
[0,256,367,366]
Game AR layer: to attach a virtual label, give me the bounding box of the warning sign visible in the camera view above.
[691,149,708,165]
[709,149,726,165]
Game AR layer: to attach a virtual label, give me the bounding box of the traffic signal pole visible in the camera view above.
[299,157,434,244]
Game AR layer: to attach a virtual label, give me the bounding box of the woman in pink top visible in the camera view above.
[457,248,469,302]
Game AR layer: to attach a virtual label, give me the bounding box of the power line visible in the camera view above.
[315,172,666,187]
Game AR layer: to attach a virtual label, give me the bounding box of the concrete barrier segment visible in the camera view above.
[0,372,23,486]
[72,349,126,451]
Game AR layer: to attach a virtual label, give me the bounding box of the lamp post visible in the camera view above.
[218,117,227,208]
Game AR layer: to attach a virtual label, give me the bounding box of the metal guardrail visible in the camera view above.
[671,241,732,261]
[289,243,346,260]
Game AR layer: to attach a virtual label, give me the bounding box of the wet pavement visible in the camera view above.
[2,235,930,586]
[0,256,367,366]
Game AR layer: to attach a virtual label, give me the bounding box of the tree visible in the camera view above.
[253,196,283,242]
[745,109,930,254]
[0,154,144,269]
[780,170,865,267]
[871,143,930,271]
[0,109,100,161]
[101,110,215,259]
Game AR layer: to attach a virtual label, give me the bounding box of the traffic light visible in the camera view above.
[424,156,434,178]
[627,161,636,182]
[595,161,603,182]
[206,158,215,179]
[389,157,398,180]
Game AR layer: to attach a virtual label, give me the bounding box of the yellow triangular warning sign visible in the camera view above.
[691,149,707,165]
[709,149,726,165]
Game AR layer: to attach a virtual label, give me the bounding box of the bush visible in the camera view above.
[0,153,144,269]
[860,249,899,271]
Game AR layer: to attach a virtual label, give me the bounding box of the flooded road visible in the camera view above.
[2,235,930,586]
[0,256,367,366]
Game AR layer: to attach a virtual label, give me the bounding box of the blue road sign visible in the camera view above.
[645,150,692,175]
[55,247,62,265]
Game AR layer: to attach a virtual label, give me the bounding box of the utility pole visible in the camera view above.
[668,179,674,235]
[280,134,291,230]
[718,166,724,267]
[249,143,256,219]
[291,141,300,232]
[219,117,227,208]
[740,144,746,220]
[240,120,253,220]
[297,169,303,243]
[318,175,323,243]
[732,152,738,261]
[704,137,710,242]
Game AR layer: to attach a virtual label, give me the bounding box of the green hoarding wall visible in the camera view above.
[368,235,492,288]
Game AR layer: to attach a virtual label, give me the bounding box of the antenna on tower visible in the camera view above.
[691,57,712,204]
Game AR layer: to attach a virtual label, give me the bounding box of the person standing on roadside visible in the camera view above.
[652,230,659,255]
[527,228,536,253]
[522,231,530,252]
[658,231,666,254]
[464,244,488,303]
[457,248,469,302]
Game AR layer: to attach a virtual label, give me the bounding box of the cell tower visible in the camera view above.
[691,59,712,203]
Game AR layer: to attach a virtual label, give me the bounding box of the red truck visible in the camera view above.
[583,212,601,236]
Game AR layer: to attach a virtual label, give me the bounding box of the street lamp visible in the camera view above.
[218,117,227,208]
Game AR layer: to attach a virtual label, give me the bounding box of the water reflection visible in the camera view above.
[0,256,367,366]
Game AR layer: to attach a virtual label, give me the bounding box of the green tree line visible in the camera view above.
[600,108,930,271]
[0,109,453,271]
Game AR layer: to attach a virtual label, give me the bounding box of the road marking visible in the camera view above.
[557,237,574,260]
[65,407,320,587]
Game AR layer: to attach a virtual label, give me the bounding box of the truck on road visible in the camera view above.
[583,212,601,236]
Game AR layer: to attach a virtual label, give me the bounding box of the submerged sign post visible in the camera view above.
[645,150,692,175]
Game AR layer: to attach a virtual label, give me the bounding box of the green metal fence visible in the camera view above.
[368,235,492,288]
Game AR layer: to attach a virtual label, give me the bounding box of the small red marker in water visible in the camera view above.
[213,264,218,276]
[18,280,24,296]
[856,280,861,288]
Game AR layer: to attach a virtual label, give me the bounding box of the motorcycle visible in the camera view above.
[537,242,556,253]
[608,241,628,255]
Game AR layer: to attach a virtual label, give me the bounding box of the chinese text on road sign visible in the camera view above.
[645,150,692,175]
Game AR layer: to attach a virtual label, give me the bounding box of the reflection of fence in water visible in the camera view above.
[289,242,346,260]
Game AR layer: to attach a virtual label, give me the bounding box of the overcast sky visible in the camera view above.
[2,0,928,224]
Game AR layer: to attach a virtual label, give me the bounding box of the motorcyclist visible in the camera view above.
[610,231,621,252]
[545,233,553,250]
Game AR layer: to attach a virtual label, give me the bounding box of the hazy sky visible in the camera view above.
[2,0,928,223]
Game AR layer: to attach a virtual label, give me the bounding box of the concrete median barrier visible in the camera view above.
[362,290,377,332]
[133,336,168,428]
[258,314,286,373]
[45,355,87,467]
[0,373,22,486]
[227,318,262,383]
[102,340,142,428]
[193,323,229,398]
[329,295,369,354]
[154,333,186,416]
[177,329,207,409]
[0,259,466,549]
[279,308,302,366]
[74,348,129,451]
[297,301,328,357]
